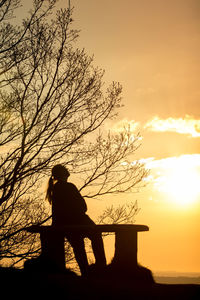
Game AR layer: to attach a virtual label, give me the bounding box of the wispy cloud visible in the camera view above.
[143,154,200,170]
[110,118,140,133]
[106,119,142,142]
[144,115,200,137]
[139,154,200,186]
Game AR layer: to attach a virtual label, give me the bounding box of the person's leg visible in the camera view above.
[90,232,106,267]
[82,215,106,267]
[68,236,89,276]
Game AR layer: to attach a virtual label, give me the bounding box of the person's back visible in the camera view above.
[52,181,87,226]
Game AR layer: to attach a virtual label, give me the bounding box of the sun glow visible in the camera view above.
[158,168,200,206]
[146,155,200,207]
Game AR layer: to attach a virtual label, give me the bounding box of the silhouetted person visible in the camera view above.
[46,164,106,275]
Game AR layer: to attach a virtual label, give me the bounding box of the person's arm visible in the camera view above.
[69,183,87,213]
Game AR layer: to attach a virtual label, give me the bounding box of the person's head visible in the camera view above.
[46,164,70,204]
[51,164,70,181]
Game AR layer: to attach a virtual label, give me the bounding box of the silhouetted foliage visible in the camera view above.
[0,0,147,267]
[98,201,140,225]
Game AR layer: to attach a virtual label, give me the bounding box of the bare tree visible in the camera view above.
[0,0,20,22]
[0,0,147,267]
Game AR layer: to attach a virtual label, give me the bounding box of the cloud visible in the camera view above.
[107,119,142,142]
[111,118,140,133]
[143,154,200,170]
[138,154,200,183]
[144,115,200,137]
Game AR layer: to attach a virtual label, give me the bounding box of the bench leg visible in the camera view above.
[40,231,65,271]
[112,230,137,267]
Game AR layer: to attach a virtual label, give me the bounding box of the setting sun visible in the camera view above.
[147,155,200,207]
[159,168,200,207]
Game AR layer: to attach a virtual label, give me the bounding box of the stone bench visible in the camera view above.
[26,224,149,271]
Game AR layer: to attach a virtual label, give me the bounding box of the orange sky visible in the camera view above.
[69,0,200,274]
[16,0,200,275]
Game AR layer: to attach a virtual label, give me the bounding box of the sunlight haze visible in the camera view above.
[71,0,200,274]
[15,0,200,275]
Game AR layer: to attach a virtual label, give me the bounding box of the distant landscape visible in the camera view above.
[154,272,200,284]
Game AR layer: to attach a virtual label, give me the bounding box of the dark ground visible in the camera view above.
[0,267,199,300]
